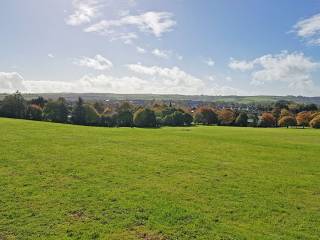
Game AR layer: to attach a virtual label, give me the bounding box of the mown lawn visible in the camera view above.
[0,118,319,240]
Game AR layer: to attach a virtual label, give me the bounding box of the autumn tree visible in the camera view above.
[194,107,218,125]
[278,116,297,128]
[310,116,320,129]
[296,111,312,128]
[218,109,235,126]
[258,112,276,127]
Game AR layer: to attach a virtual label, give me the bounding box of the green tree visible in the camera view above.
[71,97,86,125]
[235,112,248,127]
[183,113,193,126]
[115,111,133,127]
[43,98,69,123]
[0,91,27,119]
[30,96,47,108]
[83,105,100,126]
[133,108,157,128]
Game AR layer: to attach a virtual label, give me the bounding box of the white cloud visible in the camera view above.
[48,53,55,58]
[293,13,320,45]
[205,58,215,67]
[73,54,113,70]
[136,46,146,54]
[0,72,26,93]
[152,48,171,59]
[85,11,176,38]
[66,0,101,26]
[229,58,255,71]
[0,66,243,96]
[230,51,320,91]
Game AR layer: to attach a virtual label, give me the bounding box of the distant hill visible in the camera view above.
[1,93,320,105]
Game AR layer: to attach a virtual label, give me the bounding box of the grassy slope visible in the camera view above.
[0,118,320,240]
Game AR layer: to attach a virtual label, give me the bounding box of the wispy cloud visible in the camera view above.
[293,13,320,45]
[229,58,255,71]
[85,11,176,39]
[73,54,113,70]
[152,48,171,59]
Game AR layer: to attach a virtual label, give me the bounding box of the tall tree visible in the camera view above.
[0,91,27,119]
[71,97,86,125]
[43,98,69,123]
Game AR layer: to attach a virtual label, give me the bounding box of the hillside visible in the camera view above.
[0,118,320,239]
[1,93,320,105]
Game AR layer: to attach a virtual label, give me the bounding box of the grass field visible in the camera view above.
[0,118,320,239]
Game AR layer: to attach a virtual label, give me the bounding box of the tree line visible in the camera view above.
[0,92,319,129]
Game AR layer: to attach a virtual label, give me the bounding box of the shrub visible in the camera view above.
[278,116,297,128]
[310,116,320,129]
[134,108,157,128]
[258,113,276,127]
[26,104,43,121]
[194,107,218,125]
[235,112,248,127]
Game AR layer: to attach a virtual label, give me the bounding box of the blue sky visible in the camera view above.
[1,0,320,96]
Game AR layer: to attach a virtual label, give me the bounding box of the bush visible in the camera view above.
[194,107,218,125]
[278,116,297,128]
[258,113,276,127]
[26,104,43,121]
[134,108,157,128]
[310,116,320,129]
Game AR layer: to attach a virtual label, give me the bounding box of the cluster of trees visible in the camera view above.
[0,92,320,129]
[0,92,192,128]
[192,103,320,128]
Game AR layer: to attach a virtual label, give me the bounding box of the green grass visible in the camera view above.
[0,118,320,240]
